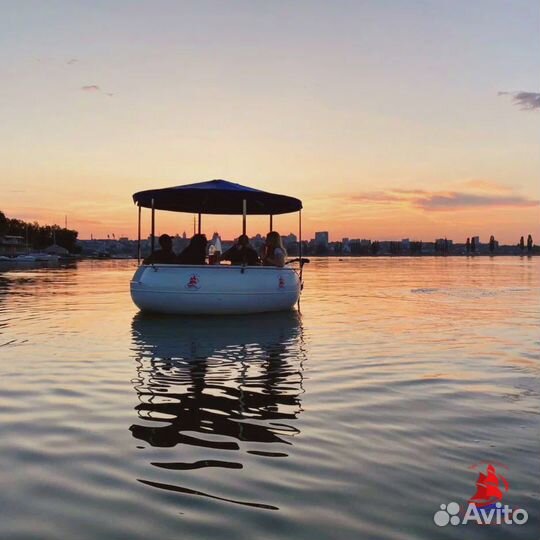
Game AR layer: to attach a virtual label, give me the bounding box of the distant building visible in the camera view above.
[315,231,329,248]
[283,232,297,244]
[348,239,371,255]
[435,238,453,253]
[489,236,499,252]
[314,231,329,254]
[78,237,137,258]
[173,234,189,253]
[341,238,351,254]
[410,240,423,254]
[0,235,25,256]
[282,232,298,255]
[250,234,265,251]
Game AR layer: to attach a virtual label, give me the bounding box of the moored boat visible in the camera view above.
[130,179,306,315]
[32,253,60,263]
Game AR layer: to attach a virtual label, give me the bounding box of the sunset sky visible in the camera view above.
[1,0,538,243]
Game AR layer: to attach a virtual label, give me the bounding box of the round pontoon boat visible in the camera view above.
[130,179,306,315]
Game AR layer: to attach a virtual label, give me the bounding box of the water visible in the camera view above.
[0,258,538,539]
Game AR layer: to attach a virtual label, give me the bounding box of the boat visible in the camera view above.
[32,253,60,263]
[15,254,37,262]
[9,253,60,265]
[130,179,306,315]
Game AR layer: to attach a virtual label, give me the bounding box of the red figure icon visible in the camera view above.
[186,274,200,289]
[278,276,285,288]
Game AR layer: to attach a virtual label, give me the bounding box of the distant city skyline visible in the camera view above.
[1,2,539,242]
[83,228,533,247]
[71,229,536,260]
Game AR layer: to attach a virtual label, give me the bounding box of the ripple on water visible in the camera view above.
[0,258,538,539]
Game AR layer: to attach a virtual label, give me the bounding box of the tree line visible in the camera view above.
[0,210,79,253]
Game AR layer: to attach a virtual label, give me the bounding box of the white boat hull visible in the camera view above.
[130,264,301,315]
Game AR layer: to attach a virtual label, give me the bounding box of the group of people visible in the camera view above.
[143,234,207,265]
[143,231,287,267]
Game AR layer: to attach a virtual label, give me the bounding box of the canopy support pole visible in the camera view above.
[269,214,273,231]
[137,204,141,264]
[242,199,247,235]
[197,213,201,235]
[151,198,155,254]
[299,209,303,281]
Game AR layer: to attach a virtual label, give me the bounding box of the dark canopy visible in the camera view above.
[133,179,302,215]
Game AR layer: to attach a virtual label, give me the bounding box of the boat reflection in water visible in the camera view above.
[130,311,306,510]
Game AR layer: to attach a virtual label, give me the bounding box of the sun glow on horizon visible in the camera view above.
[2,178,538,244]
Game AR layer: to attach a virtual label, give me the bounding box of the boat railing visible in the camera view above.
[285,257,310,267]
[141,262,302,270]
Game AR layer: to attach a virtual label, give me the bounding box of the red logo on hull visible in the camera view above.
[186,274,200,289]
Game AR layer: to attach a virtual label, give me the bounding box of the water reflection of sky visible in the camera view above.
[0,258,538,539]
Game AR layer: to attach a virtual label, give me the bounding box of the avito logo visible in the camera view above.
[433,463,528,527]
[434,501,528,527]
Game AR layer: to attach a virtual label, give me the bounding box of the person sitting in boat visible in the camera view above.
[143,233,177,264]
[220,234,260,266]
[177,234,207,264]
[262,231,286,267]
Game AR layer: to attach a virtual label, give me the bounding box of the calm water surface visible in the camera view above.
[0,258,538,539]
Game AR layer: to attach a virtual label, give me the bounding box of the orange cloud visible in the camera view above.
[413,192,539,211]
[335,183,539,212]
[304,182,539,243]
